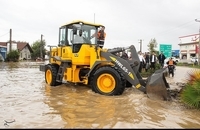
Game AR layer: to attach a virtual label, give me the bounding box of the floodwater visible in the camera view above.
[0,61,200,128]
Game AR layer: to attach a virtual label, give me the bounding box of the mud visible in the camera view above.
[0,61,200,128]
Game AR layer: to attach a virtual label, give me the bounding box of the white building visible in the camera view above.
[178,33,199,60]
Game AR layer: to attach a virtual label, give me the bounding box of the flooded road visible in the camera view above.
[0,61,200,128]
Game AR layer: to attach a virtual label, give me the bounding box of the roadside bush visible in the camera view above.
[5,50,20,62]
[140,63,162,77]
[180,69,200,109]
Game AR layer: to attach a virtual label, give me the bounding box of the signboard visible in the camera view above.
[172,50,180,57]
[179,34,199,44]
[159,44,172,58]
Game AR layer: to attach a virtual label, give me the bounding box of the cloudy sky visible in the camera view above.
[0,0,200,52]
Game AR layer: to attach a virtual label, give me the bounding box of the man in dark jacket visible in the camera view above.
[145,52,150,72]
[121,50,128,60]
[158,51,166,68]
[149,51,157,71]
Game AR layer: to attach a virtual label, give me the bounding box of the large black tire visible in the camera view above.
[90,66,126,96]
[125,81,133,88]
[45,64,62,86]
[168,66,174,77]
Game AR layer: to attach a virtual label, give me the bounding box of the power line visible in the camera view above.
[0,31,9,38]
[150,20,197,38]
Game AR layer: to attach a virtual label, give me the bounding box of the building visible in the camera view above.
[178,33,199,60]
[0,41,33,60]
[0,45,7,61]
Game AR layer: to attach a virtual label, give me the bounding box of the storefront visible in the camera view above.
[178,34,199,60]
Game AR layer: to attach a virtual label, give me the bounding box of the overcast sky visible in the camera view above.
[1,0,200,52]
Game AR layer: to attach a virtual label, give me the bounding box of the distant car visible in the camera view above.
[191,57,198,62]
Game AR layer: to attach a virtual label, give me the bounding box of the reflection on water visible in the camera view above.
[0,62,200,128]
[44,84,144,128]
[44,83,200,128]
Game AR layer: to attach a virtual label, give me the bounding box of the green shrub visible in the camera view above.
[140,63,161,77]
[181,80,200,109]
[5,50,20,62]
[180,69,200,109]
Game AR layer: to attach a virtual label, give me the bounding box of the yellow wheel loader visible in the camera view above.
[39,20,171,100]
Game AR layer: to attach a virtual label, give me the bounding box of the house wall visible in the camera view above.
[19,46,31,60]
[7,43,17,53]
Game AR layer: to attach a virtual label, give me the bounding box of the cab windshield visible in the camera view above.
[58,23,99,46]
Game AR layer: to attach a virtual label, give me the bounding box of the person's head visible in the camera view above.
[102,26,105,29]
[100,26,105,31]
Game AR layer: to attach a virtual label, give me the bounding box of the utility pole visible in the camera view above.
[9,29,12,52]
[195,19,200,65]
[139,39,142,52]
[40,34,43,59]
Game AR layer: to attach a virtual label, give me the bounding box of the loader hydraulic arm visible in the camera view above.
[101,45,146,93]
[107,46,129,54]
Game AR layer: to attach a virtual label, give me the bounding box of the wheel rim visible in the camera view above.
[97,73,116,93]
[46,69,52,85]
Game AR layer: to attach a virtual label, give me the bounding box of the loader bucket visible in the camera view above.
[145,68,171,101]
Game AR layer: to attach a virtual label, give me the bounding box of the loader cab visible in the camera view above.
[58,21,104,53]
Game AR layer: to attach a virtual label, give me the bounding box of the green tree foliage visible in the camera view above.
[31,40,46,60]
[147,38,158,53]
[5,50,20,62]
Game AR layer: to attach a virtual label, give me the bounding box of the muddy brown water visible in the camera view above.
[0,61,200,128]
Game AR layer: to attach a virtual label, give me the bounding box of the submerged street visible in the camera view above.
[0,61,200,128]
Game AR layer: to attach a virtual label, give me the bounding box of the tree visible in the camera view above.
[147,38,158,53]
[31,39,46,60]
[5,50,20,62]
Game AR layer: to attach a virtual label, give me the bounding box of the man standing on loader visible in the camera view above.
[91,26,106,48]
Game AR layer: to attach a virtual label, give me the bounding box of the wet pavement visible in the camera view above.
[0,61,200,128]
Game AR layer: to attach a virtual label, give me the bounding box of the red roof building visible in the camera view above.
[0,41,33,60]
